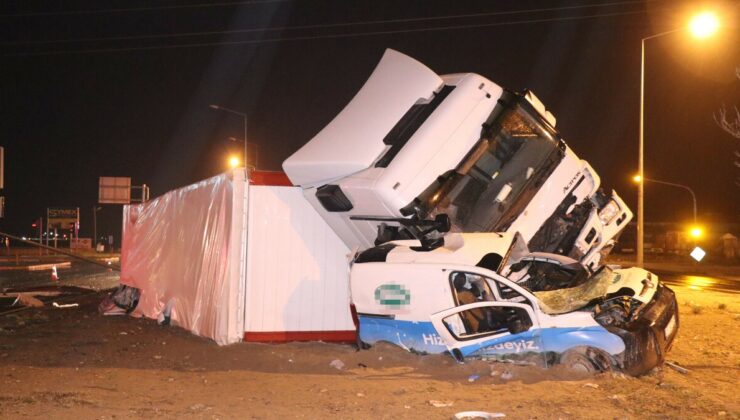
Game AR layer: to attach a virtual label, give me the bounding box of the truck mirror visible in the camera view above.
[434,214,451,233]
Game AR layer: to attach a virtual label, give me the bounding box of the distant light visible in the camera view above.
[633,175,642,183]
[689,226,703,239]
[690,246,706,262]
[22,237,27,240]
[209,104,220,110]
[689,11,720,39]
[228,155,241,169]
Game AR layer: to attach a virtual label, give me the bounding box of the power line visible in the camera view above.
[0,0,286,18]
[4,9,649,57]
[2,0,655,46]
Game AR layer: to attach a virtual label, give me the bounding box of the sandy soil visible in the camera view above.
[0,285,738,419]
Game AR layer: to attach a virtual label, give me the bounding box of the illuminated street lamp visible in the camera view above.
[689,226,703,239]
[689,11,720,39]
[633,175,702,246]
[227,155,241,169]
[637,10,719,266]
[633,175,697,223]
[210,104,248,171]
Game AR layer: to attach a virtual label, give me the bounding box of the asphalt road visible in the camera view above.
[0,260,119,291]
[654,270,740,294]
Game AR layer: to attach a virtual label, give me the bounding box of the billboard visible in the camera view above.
[48,207,79,229]
[99,177,131,204]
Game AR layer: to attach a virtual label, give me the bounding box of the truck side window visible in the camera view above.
[450,272,495,307]
[442,306,532,340]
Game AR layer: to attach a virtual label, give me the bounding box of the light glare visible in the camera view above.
[228,155,241,169]
[689,11,719,39]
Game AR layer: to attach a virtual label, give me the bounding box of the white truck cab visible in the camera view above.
[284,49,631,270]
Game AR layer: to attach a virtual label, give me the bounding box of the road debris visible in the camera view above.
[428,400,454,408]
[454,411,506,419]
[665,361,690,374]
[52,302,79,308]
[329,359,345,370]
[583,383,599,389]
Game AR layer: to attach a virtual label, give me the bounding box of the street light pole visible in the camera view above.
[93,206,102,249]
[210,104,248,171]
[636,10,720,265]
[640,177,697,223]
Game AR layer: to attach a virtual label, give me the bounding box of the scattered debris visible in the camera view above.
[718,303,726,310]
[468,374,480,383]
[356,392,365,397]
[153,355,163,360]
[658,382,675,388]
[665,361,690,375]
[329,359,345,370]
[583,383,599,389]
[453,411,506,419]
[691,304,703,315]
[98,285,140,316]
[18,294,44,308]
[357,363,367,368]
[500,371,513,381]
[52,302,79,309]
[428,400,454,408]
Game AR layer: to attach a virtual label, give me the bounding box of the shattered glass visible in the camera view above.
[532,267,615,315]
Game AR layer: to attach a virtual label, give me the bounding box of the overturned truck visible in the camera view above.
[117,49,676,375]
[284,49,676,375]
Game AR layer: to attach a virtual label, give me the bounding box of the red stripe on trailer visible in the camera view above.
[243,330,356,343]
[250,171,293,186]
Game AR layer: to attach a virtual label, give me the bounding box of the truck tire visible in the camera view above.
[560,348,611,374]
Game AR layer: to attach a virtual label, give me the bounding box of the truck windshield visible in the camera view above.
[410,100,563,233]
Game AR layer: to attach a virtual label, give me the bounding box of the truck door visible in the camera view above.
[430,301,546,366]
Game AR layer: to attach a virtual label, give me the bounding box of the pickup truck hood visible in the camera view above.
[608,267,658,304]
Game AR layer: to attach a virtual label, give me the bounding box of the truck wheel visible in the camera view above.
[560,348,610,374]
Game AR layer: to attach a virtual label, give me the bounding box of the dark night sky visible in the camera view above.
[1,0,738,243]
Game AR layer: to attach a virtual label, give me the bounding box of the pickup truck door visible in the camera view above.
[430,301,546,365]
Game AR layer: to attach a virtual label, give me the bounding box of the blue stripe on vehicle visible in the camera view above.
[358,316,447,354]
[359,316,626,358]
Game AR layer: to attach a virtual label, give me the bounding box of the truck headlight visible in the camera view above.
[598,200,620,225]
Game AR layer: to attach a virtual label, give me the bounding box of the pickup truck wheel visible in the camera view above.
[560,348,607,374]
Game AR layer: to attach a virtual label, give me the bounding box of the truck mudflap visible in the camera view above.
[606,284,679,376]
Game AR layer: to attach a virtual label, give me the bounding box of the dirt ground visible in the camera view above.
[0,285,738,419]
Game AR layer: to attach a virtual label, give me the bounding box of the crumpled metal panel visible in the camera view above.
[120,172,244,345]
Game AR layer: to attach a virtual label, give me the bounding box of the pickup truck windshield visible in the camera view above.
[411,100,563,233]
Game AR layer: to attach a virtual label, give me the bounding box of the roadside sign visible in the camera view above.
[690,246,706,262]
[48,207,79,229]
[99,177,131,204]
